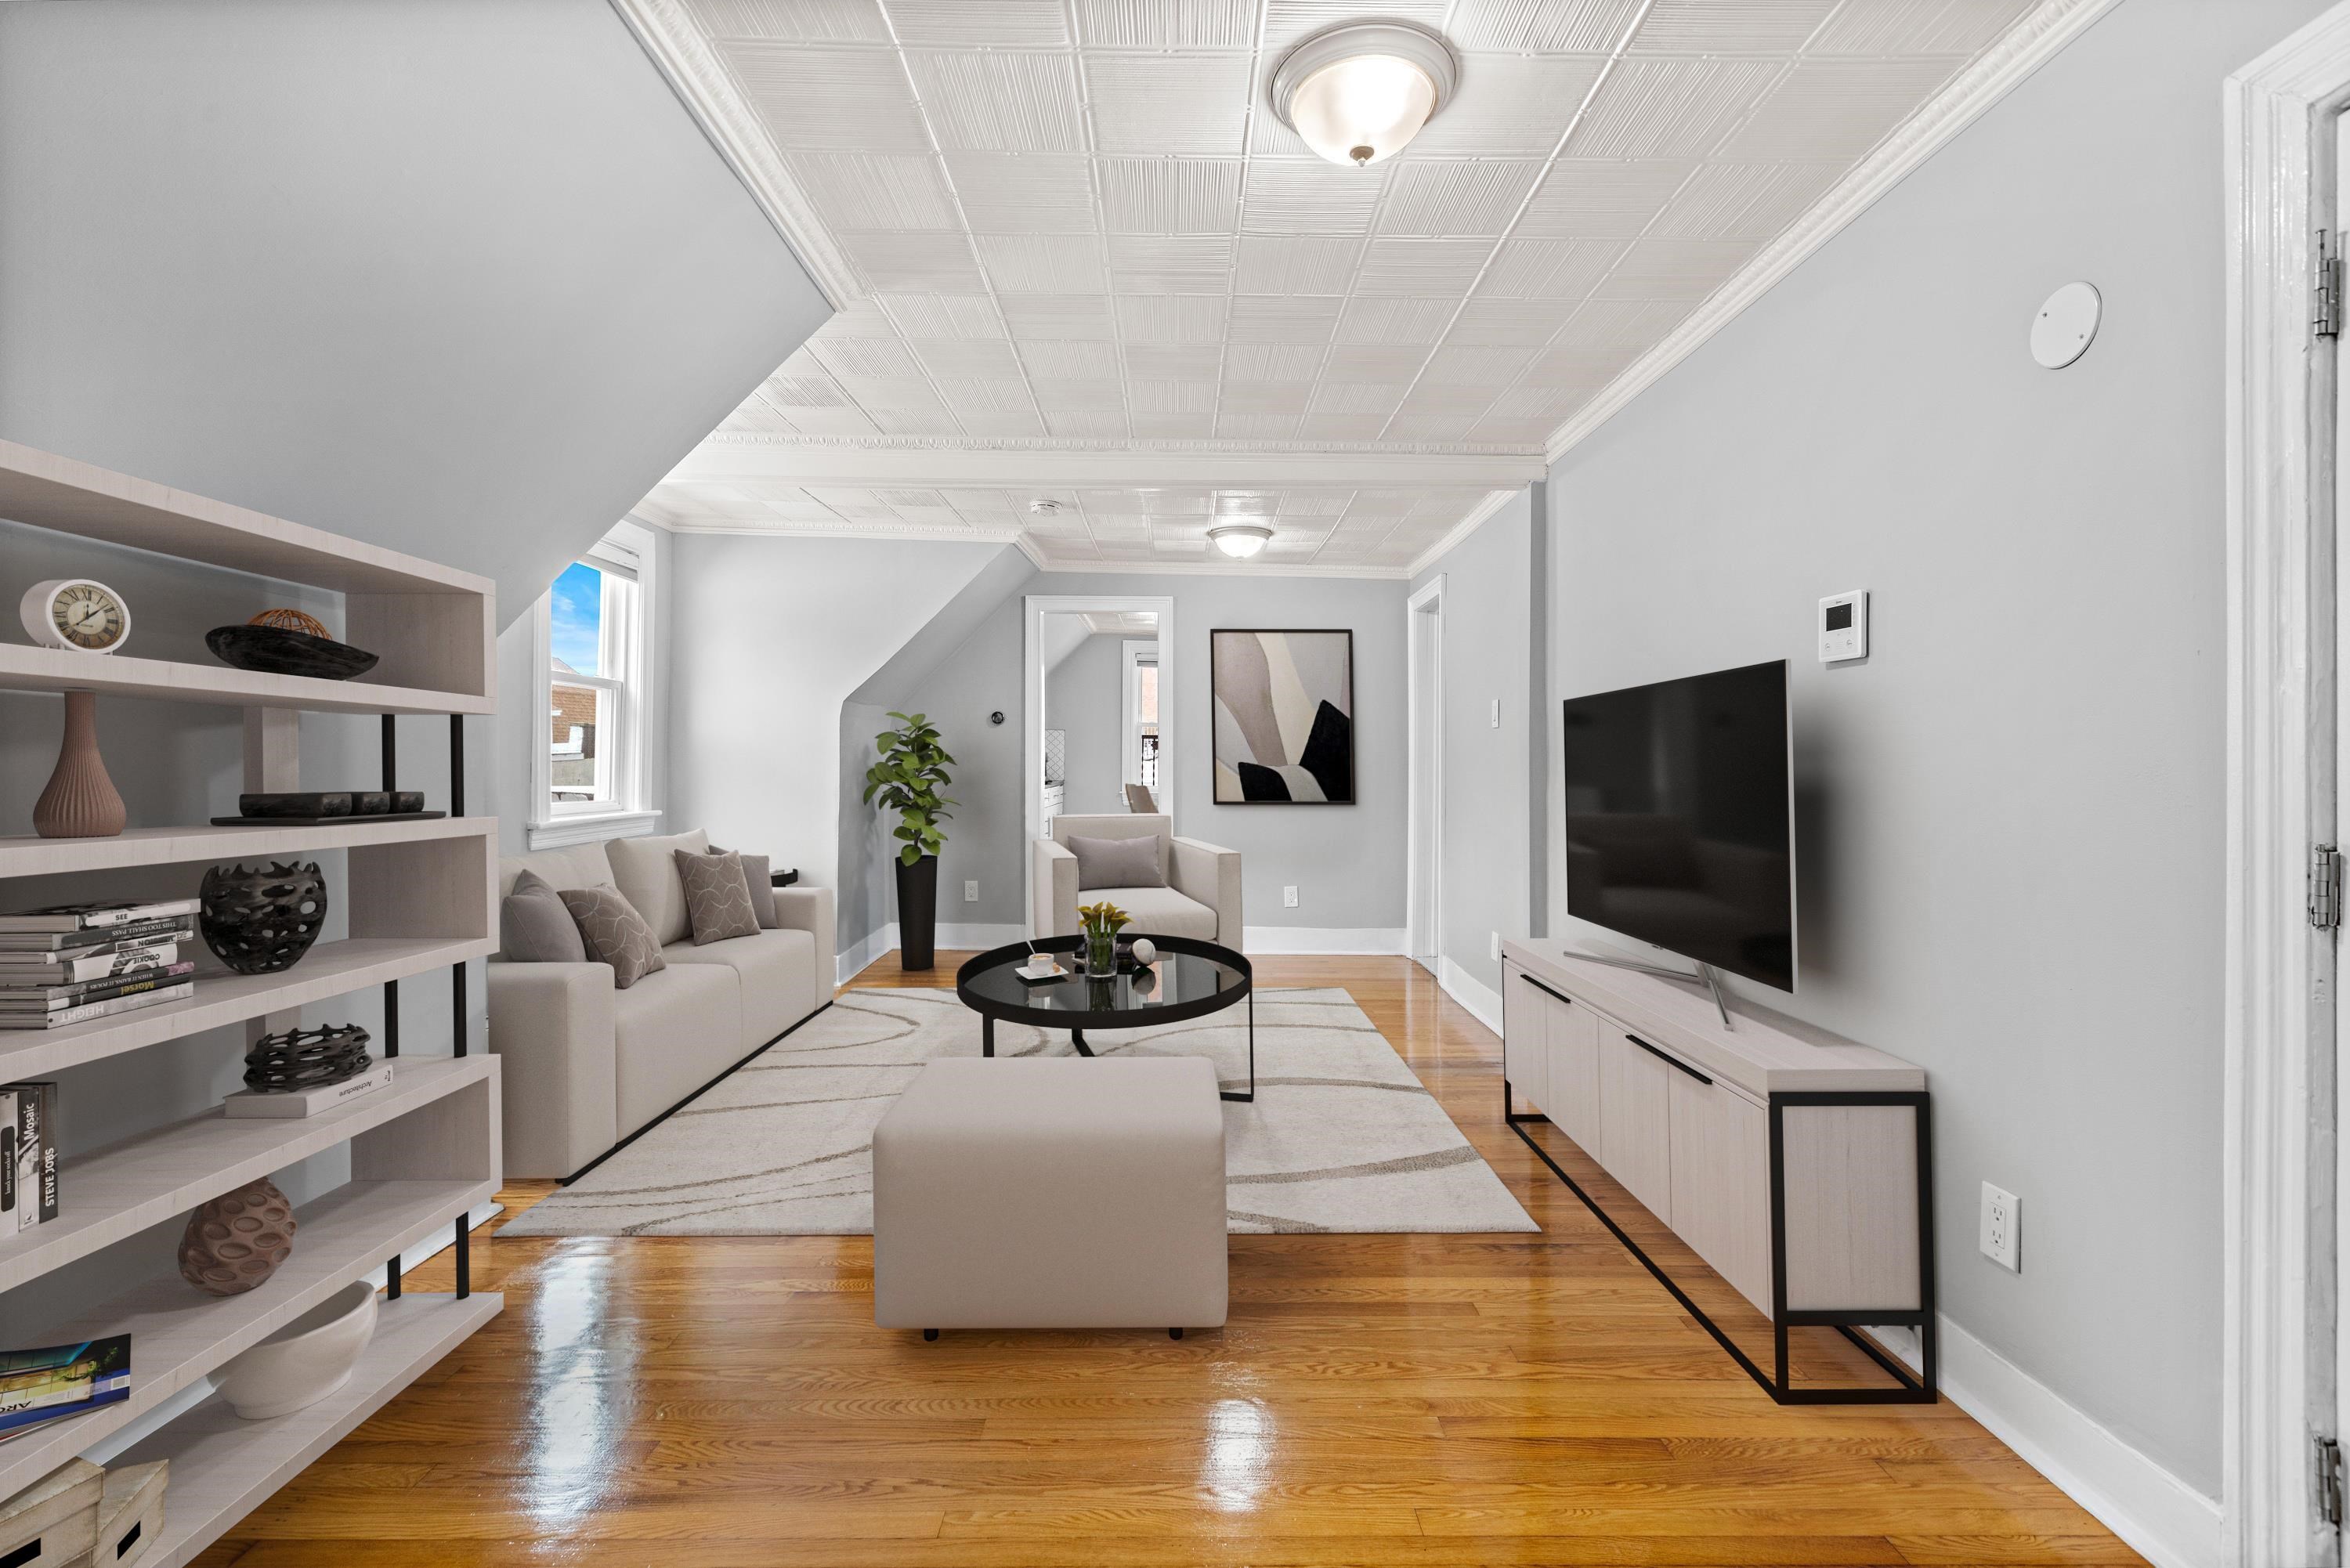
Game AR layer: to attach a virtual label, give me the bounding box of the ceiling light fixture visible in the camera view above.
[1270,20,1458,168]
[1209,523,1274,559]
[1029,498,1062,515]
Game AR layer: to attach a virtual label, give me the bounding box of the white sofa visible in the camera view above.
[1029,812,1241,945]
[488,832,835,1179]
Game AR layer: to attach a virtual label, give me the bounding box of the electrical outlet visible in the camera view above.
[1283,885,1300,909]
[1489,698,1500,729]
[1979,1183,2020,1272]
[964,880,978,903]
[1489,930,1502,961]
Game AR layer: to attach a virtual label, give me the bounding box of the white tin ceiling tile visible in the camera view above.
[1445,298,1573,345]
[1148,520,1209,541]
[1109,235,1235,291]
[1448,0,1647,51]
[1099,158,1245,233]
[1478,238,1624,299]
[789,152,964,230]
[1409,492,1479,515]
[837,374,949,409]
[1553,295,1694,349]
[1393,382,1499,416]
[1650,161,1845,238]
[1229,294,1341,343]
[1114,294,1231,342]
[939,489,1017,511]
[1047,410,1133,437]
[1262,0,1449,58]
[1086,55,1253,157]
[1630,0,1840,53]
[1355,238,1493,295]
[1307,383,1408,414]
[1122,343,1225,378]
[957,410,1054,436]
[1227,342,1327,381]
[999,293,1118,338]
[1130,380,1220,414]
[1564,58,1786,159]
[1211,489,1279,514]
[1078,0,1257,47]
[1340,494,1412,516]
[977,233,1111,292]
[761,374,857,407]
[1488,383,1601,417]
[931,378,1039,413]
[944,154,1100,233]
[1520,344,1640,385]
[687,0,889,43]
[1220,381,1314,414]
[1240,160,1387,235]
[1466,416,1562,443]
[1335,296,1459,344]
[1130,410,1220,437]
[1589,237,1755,299]
[889,0,1070,46]
[1019,340,1123,378]
[906,52,1089,153]
[1375,160,1546,237]
[1323,344,1428,381]
[817,296,901,338]
[777,406,884,435]
[1217,413,1303,439]
[839,230,987,291]
[1278,490,1352,515]
[1717,58,1961,161]
[721,399,797,435]
[810,335,926,378]
[875,486,949,508]
[1809,0,2034,56]
[1030,377,1128,411]
[1234,235,1362,295]
[877,292,1008,338]
[726,45,932,151]
[1424,343,1541,383]
[1411,56,1607,156]
[808,488,901,518]
[909,338,1024,378]
[1513,160,1694,239]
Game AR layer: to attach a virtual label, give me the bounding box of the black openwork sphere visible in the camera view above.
[243,1024,373,1093]
[200,860,327,975]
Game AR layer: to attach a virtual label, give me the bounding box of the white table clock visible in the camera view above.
[20,578,131,653]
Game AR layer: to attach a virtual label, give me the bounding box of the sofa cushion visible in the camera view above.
[559,887,667,989]
[1090,884,1216,940]
[1068,833,1164,892]
[501,869,587,963]
[663,927,819,1053]
[498,842,617,900]
[675,848,761,945]
[607,829,708,946]
[611,960,742,1136]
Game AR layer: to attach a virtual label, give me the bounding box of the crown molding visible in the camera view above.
[699,430,1541,459]
[1539,0,2124,467]
[1404,486,1520,580]
[667,441,1543,490]
[652,518,1408,577]
[660,519,1029,544]
[609,0,863,309]
[1035,558,1411,580]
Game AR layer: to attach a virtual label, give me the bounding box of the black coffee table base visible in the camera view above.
[960,934,1256,1103]
[978,1000,1255,1101]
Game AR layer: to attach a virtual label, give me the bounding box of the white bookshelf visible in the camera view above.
[0,442,501,1546]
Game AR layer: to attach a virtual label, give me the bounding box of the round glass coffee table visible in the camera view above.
[955,934,1255,1102]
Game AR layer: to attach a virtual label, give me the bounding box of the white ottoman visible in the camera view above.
[873,1056,1228,1336]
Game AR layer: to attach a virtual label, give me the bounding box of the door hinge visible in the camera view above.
[2319,229,2342,338]
[2312,845,2343,930]
[2318,1436,2343,1527]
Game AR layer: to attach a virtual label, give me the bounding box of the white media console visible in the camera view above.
[1500,939,1936,1404]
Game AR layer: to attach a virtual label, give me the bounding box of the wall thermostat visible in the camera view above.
[1818,591,1867,663]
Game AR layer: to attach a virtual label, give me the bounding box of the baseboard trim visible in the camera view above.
[1437,956,1503,1037]
[838,921,1029,985]
[1870,1318,2220,1568]
[1244,926,1408,955]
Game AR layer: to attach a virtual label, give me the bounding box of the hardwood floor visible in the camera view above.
[193,954,2143,1566]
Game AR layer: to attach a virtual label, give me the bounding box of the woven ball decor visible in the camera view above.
[248,607,331,638]
[199,860,327,974]
[179,1177,298,1296]
[243,1024,373,1093]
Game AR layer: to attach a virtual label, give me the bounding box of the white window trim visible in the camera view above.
[527,518,660,851]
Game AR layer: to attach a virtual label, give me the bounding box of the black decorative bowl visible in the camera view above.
[244,1023,373,1093]
[206,624,379,681]
[200,861,327,974]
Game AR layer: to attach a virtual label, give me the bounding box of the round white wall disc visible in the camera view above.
[2030,281,2101,368]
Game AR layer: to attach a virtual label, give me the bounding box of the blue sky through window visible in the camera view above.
[551,562,602,676]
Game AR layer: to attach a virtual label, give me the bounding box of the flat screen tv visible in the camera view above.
[1560,659,1795,992]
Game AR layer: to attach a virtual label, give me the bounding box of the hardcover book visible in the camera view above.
[0,966,195,1013]
[0,1336,130,1442]
[0,982,192,1030]
[0,941,179,983]
[0,898,198,933]
[222,1062,396,1118]
[0,916,196,953]
[5,1084,52,1230]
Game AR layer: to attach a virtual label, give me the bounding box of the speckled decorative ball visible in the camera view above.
[1130,938,1157,967]
[179,1177,298,1296]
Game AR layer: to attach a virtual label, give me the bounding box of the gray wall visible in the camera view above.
[1045,630,1130,818]
[1539,0,2326,1494]
[0,0,830,625]
[1410,488,1535,997]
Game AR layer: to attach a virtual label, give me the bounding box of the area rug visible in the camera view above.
[500,986,1536,1237]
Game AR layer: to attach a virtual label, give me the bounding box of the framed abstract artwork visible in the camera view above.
[1209,628,1355,804]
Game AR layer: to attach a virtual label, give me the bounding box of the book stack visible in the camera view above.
[1,1082,56,1232]
[0,900,199,1031]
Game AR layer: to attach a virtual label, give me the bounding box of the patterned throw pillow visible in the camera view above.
[707,845,777,927]
[674,849,761,945]
[558,887,667,988]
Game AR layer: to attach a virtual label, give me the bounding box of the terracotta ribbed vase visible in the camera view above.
[33,689,126,839]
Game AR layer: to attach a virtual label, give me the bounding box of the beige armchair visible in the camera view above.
[1030,812,1242,946]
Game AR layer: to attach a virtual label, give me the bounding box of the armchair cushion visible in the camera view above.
[1068,833,1164,891]
[1091,885,1216,940]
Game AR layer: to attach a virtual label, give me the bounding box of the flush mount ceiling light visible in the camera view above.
[1270,20,1458,168]
[1029,498,1062,515]
[1208,523,1274,559]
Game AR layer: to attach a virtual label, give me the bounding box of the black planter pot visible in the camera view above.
[896,853,939,970]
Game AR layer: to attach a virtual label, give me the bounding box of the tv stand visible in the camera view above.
[1560,946,1734,1029]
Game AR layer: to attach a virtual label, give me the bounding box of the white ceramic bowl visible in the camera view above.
[221,1279,378,1419]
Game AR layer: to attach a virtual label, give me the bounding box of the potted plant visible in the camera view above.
[862,712,956,970]
[1076,899,1130,977]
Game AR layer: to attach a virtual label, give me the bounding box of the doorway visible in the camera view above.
[1408,576,1444,970]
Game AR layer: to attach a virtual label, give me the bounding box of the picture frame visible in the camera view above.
[1209,628,1356,804]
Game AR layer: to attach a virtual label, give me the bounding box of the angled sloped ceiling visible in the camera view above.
[0,0,831,624]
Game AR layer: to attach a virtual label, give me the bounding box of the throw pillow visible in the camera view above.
[501,868,587,963]
[708,845,778,927]
[605,829,709,947]
[1068,833,1164,892]
[559,887,667,988]
[674,848,761,945]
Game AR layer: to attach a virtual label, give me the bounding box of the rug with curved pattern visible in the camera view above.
[500,986,1537,1237]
